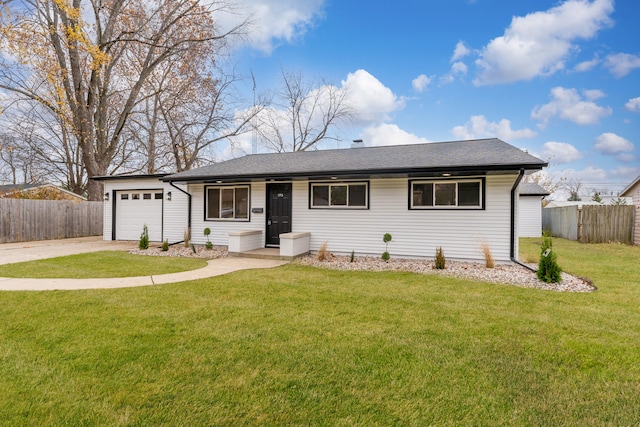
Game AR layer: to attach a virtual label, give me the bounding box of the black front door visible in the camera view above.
[266,183,292,246]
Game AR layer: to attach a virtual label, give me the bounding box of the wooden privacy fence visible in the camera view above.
[542,205,635,244]
[0,199,103,243]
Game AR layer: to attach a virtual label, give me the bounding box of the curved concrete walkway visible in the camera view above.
[0,237,288,291]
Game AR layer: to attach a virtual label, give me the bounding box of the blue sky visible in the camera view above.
[224,0,639,196]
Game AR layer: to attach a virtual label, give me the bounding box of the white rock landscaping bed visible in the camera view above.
[130,244,228,259]
[295,255,595,293]
[129,245,594,292]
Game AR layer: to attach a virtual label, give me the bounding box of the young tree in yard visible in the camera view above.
[562,178,583,201]
[254,70,352,152]
[591,191,603,203]
[610,197,628,205]
[0,0,247,200]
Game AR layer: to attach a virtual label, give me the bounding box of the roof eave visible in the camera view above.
[162,162,547,183]
[92,173,170,181]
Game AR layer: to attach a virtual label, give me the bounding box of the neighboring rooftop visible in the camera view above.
[620,175,640,197]
[0,183,86,200]
[163,138,547,182]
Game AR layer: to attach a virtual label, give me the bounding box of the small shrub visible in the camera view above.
[382,233,392,261]
[537,236,562,283]
[203,227,213,250]
[139,224,149,250]
[161,239,169,252]
[434,246,446,269]
[184,227,191,248]
[350,250,355,263]
[481,242,495,268]
[317,241,330,261]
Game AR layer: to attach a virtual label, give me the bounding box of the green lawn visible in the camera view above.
[0,251,207,278]
[0,239,639,425]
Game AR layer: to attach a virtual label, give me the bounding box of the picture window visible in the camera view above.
[410,179,482,209]
[310,182,368,209]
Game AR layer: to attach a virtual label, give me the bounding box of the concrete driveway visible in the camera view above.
[0,236,136,266]
[0,236,288,291]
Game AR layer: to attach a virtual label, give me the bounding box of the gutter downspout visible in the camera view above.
[169,181,192,244]
[510,169,537,272]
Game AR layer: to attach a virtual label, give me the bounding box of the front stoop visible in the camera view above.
[229,248,306,261]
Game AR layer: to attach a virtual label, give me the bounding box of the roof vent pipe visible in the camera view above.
[351,139,364,148]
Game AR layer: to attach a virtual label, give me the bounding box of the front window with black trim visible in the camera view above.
[411,179,483,209]
[311,182,368,208]
[206,186,250,220]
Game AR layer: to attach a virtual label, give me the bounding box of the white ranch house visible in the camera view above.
[96,138,547,263]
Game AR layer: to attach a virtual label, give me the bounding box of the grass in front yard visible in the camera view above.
[0,251,207,278]
[0,239,639,425]
[520,237,640,290]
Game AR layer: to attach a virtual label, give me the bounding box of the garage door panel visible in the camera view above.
[115,191,163,241]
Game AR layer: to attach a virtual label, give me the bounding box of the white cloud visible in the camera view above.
[604,53,640,78]
[557,166,608,182]
[616,153,636,162]
[609,166,640,180]
[451,62,468,75]
[594,132,634,154]
[361,123,430,147]
[342,69,405,124]
[531,87,612,127]
[451,115,537,141]
[439,74,455,85]
[474,0,614,85]
[539,141,582,164]
[574,56,600,72]
[625,97,640,113]
[412,74,433,93]
[219,0,326,54]
[451,41,471,61]
[583,89,605,101]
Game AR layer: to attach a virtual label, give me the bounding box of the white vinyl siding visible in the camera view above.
[291,175,518,262]
[518,195,544,238]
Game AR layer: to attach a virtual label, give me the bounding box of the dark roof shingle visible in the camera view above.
[164,138,546,182]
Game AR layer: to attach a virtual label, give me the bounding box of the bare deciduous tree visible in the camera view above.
[0,0,247,199]
[255,70,352,153]
[562,178,584,201]
[522,170,562,195]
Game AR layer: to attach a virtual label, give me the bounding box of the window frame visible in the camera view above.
[409,178,485,210]
[205,184,251,221]
[309,181,369,210]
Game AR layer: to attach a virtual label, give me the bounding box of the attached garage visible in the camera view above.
[95,174,190,244]
[114,190,163,241]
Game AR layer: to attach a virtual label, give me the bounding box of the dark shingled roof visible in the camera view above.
[0,183,41,193]
[163,138,547,182]
[519,182,550,196]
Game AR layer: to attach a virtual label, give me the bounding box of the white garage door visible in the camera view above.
[115,190,163,241]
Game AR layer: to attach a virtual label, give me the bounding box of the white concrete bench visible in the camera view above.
[228,230,262,254]
[280,232,310,258]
